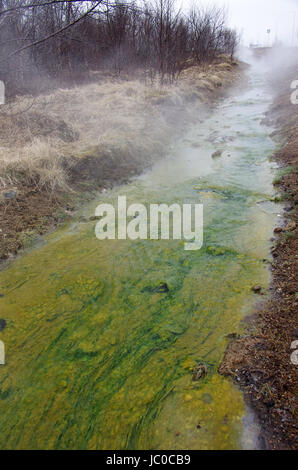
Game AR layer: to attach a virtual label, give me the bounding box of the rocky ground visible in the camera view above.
[219,62,298,450]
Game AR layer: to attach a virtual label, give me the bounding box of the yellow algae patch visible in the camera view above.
[150,374,244,450]
[0,223,268,449]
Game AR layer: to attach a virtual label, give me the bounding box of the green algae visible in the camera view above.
[0,198,272,450]
[0,76,280,450]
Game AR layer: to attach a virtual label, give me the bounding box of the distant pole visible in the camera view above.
[267,29,271,47]
[292,12,296,46]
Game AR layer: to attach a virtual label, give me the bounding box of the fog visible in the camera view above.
[182,0,298,46]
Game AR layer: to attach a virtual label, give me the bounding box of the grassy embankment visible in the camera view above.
[0,57,242,261]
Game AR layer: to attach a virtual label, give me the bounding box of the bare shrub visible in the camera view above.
[0,138,69,192]
[0,1,238,93]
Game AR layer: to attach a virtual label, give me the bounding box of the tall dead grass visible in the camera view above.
[0,138,69,192]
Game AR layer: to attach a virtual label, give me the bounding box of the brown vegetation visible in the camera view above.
[219,63,298,451]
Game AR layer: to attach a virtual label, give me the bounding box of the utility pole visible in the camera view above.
[266,28,271,47]
[292,11,297,47]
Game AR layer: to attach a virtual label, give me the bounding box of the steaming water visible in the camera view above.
[0,68,281,449]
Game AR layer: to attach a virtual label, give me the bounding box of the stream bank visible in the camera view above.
[219,60,298,451]
[0,60,281,450]
[0,58,242,264]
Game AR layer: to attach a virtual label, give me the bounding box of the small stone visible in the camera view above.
[0,319,7,331]
[3,190,17,199]
[212,150,222,159]
[226,333,238,340]
[274,227,283,233]
[155,283,169,293]
[144,283,169,294]
[192,363,208,381]
[252,285,262,293]
[285,221,296,232]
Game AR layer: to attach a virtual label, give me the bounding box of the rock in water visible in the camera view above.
[142,282,169,294]
[252,285,262,294]
[155,283,169,293]
[192,363,208,381]
[212,150,222,159]
[285,221,296,232]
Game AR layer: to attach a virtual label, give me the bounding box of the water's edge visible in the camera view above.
[0,65,281,450]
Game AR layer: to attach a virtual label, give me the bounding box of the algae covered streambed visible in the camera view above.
[0,70,282,449]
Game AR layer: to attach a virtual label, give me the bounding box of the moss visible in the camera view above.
[0,198,271,449]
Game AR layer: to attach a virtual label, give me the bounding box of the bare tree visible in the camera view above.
[0,0,239,94]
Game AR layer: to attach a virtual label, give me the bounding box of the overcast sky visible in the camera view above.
[181,0,298,46]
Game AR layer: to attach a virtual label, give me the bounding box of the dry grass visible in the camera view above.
[0,58,239,194]
[0,138,69,192]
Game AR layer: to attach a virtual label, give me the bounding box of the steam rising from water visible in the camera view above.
[184,0,298,47]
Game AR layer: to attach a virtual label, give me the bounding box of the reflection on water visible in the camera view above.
[0,69,281,449]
